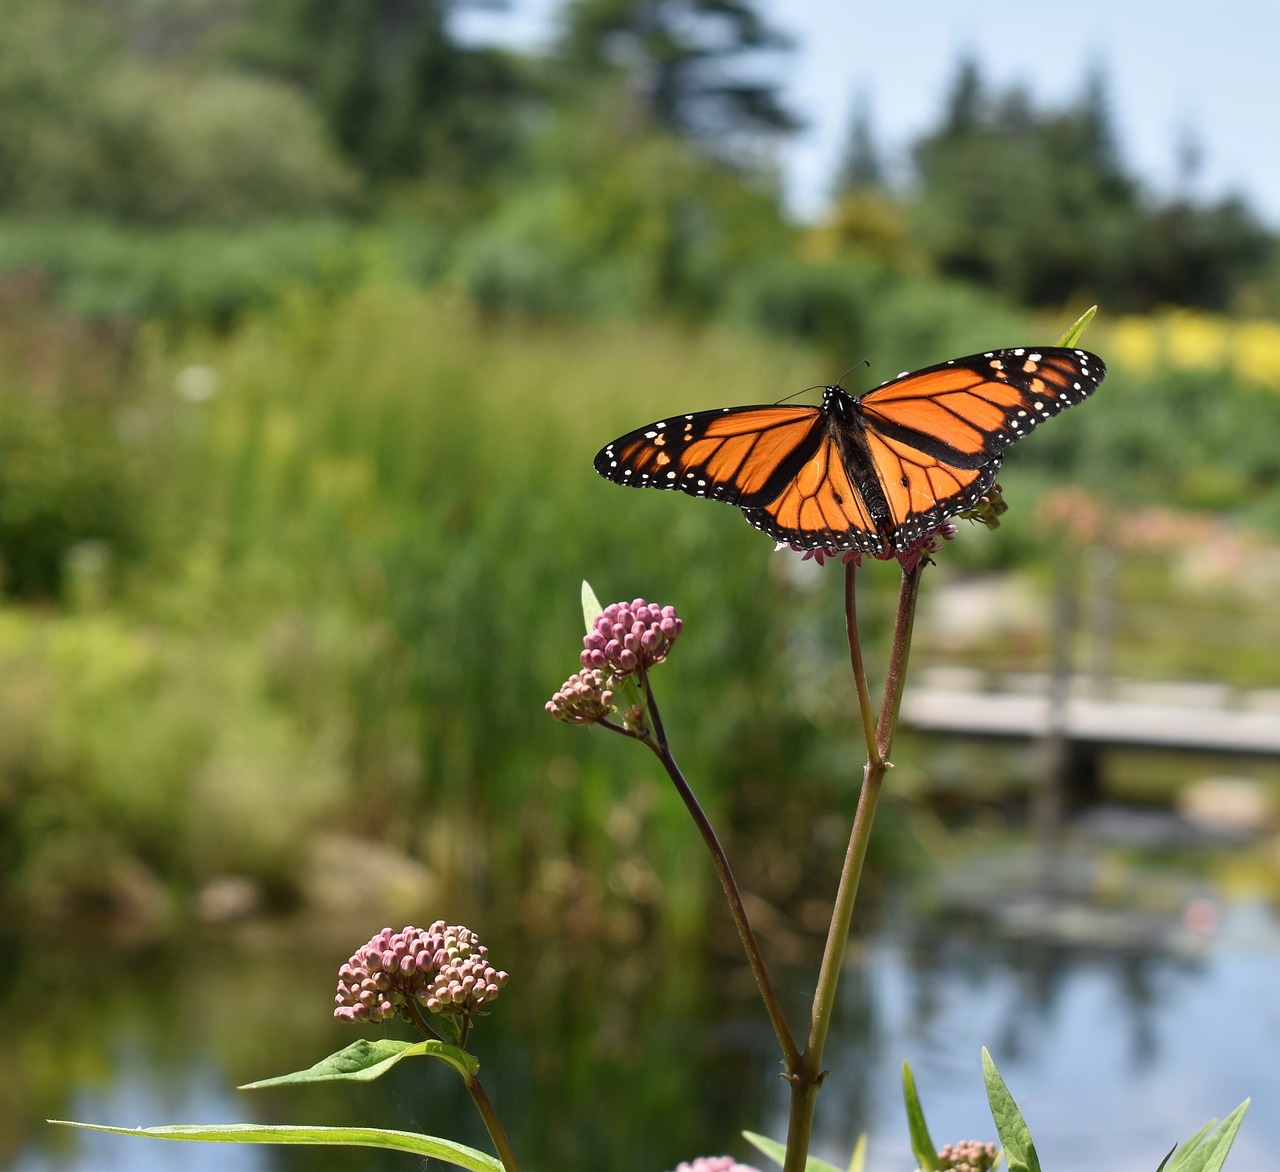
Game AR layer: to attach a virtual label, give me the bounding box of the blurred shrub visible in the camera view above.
[0,608,349,913]
[0,278,144,598]
[0,3,358,223]
[724,258,1025,371]
[91,70,361,224]
[0,396,139,598]
[801,189,922,273]
[0,219,368,324]
[456,131,792,320]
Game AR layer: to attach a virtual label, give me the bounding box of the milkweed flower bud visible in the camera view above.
[935,1139,999,1172]
[958,482,1008,531]
[546,668,617,724]
[423,924,510,1014]
[335,922,508,1025]
[670,1160,762,1172]
[580,599,682,676]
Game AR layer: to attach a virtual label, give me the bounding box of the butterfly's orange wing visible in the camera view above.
[594,404,827,508]
[741,434,883,553]
[848,347,1104,552]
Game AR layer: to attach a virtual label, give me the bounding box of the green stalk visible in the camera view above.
[781,561,925,1172]
[404,995,521,1171]
[465,1079,521,1172]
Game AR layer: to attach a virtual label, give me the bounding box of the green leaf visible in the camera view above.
[741,1130,844,1172]
[1164,1123,1215,1171]
[46,1122,503,1172]
[1163,1100,1250,1172]
[846,1133,867,1172]
[581,580,603,633]
[982,1049,1041,1172]
[903,1061,940,1172]
[1056,306,1097,348]
[238,1039,478,1089]
[743,1132,785,1168]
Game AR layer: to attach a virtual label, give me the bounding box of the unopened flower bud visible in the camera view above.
[936,1139,999,1172]
[546,668,617,725]
[334,921,508,1026]
[580,599,682,676]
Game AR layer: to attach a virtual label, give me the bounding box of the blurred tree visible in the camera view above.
[812,90,915,272]
[909,58,1273,310]
[555,0,800,160]
[831,91,884,194]
[227,0,531,187]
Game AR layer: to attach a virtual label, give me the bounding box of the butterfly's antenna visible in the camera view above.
[775,383,826,405]
[773,359,871,405]
[832,358,870,387]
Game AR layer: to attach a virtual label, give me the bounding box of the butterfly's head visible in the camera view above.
[822,384,859,416]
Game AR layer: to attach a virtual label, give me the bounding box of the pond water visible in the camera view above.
[6,842,1279,1172]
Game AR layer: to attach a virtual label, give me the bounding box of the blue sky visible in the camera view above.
[456,0,1280,225]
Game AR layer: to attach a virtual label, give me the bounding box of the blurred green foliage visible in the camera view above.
[0,278,1275,924]
[227,0,529,189]
[0,0,1278,930]
[0,2,357,222]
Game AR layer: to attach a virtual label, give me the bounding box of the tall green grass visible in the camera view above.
[7,281,1277,929]
[5,284,903,929]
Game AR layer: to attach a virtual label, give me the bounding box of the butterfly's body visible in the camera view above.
[595,347,1105,556]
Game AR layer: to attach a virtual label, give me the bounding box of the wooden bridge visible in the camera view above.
[900,669,1280,758]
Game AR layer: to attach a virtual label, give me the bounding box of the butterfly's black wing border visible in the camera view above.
[593,403,828,509]
[858,347,1106,469]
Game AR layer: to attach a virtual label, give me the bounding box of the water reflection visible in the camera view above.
[814,892,1280,1171]
[7,859,1280,1172]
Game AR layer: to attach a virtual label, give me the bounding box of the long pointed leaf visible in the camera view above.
[1164,1120,1217,1171]
[47,1122,502,1171]
[741,1131,844,1172]
[581,580,603,633]
[903,1062,940,1172]
[846,1133,867,1172]
[1199,1101,1250,1172]
[1056,306,1097,347]
[1166,1101,1250,1172]
[982,1049,1041,1172]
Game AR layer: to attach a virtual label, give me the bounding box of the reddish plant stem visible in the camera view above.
[646,678,801,1071]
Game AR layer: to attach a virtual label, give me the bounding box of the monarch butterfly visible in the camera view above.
[594,347,1105,556]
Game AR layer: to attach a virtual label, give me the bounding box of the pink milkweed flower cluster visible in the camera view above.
[581,599,682,674]
[935,1139,999,1172]
[670,1160,762,1172]
[548,598,682,728]
[335,922,508,1025]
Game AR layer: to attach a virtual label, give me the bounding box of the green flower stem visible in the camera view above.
[644,677,802,1071]
[464,1079,521,1172]
[404,997,448,1043]
[404,998,520,1172]
[781,561,925,1172]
